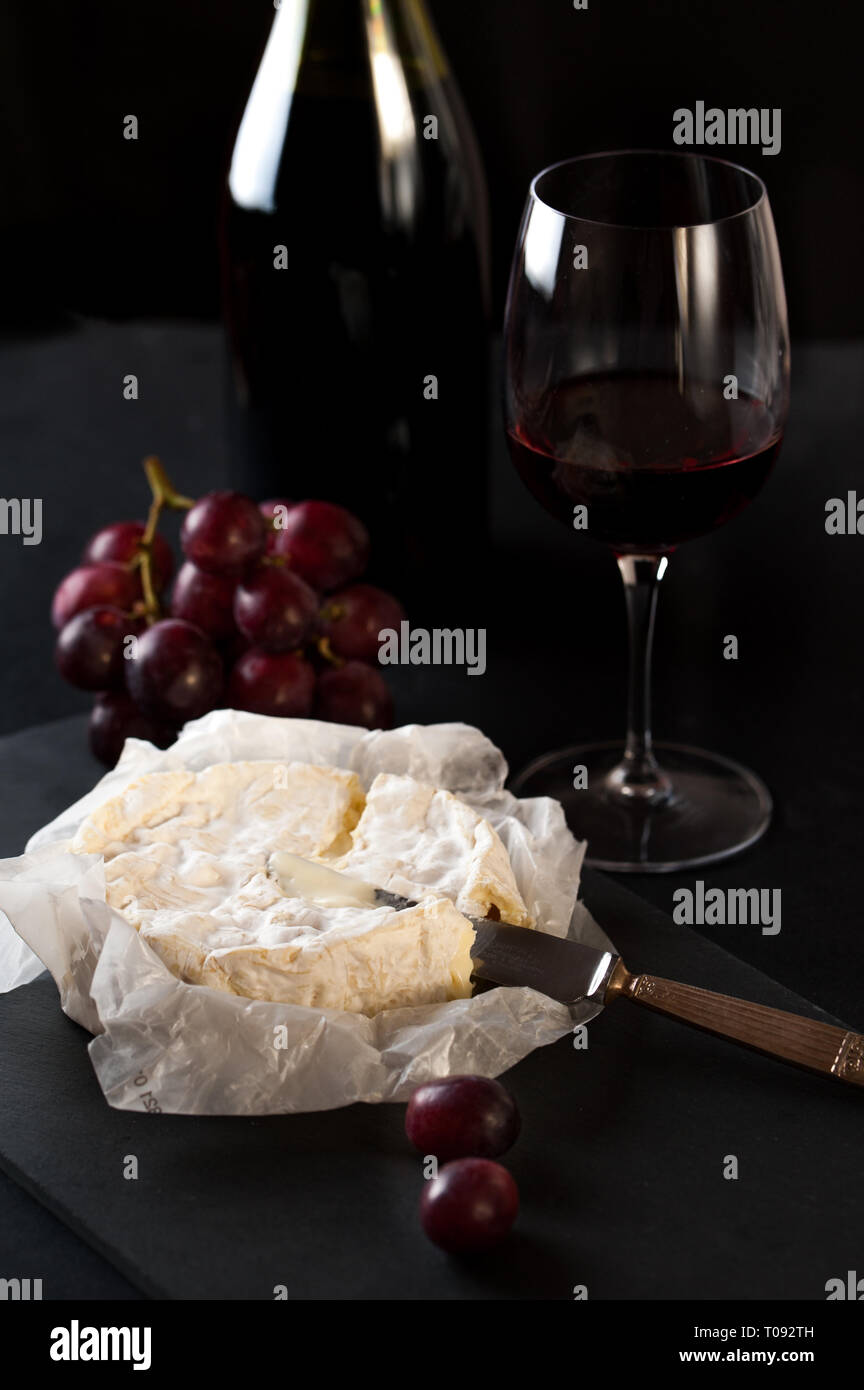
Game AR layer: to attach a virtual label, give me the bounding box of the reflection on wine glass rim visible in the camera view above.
[530,149,768,231]
[522,198,566,298]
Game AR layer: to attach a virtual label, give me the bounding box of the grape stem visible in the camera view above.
[316,636,343,667]
[136,456,195,624]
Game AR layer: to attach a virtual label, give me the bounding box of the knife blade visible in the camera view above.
[468,918,618,1005]
[372,888,616,1003]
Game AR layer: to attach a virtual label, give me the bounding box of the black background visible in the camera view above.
[1,0,863,334]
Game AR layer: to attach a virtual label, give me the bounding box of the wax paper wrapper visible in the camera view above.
[0,711,613,1114]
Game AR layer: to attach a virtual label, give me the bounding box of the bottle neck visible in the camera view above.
[230,0,451,215]
[283,0,448,92]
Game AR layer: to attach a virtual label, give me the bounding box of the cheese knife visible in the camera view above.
[467,918,864,1089]
[270,852,864,1088]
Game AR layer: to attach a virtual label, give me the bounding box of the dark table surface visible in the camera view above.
[1,324,862,1298]
[1,716,862,1301]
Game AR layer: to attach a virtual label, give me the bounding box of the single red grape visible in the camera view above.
[89,692,177,768]
[314,662,393,729]
[420,1159,519,1253]
[171,561,238,641]
[126,618,223,722]
[228,648,315,718]
[83,521,174,591]
[180,490,266,574]
[233,566,318,652]
[51,563,139,630]
[268,500,369,591]
[320,584,406,664]
[55,606,135,691]
[405,1076,521,1162]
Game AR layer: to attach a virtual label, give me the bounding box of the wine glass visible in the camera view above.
[503,151,790,871]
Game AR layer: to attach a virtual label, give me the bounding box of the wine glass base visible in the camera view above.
[510,741,772,873]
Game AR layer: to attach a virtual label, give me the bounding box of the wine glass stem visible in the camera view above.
[608,553,672,805]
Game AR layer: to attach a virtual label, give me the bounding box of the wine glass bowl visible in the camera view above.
[503,151,790,871]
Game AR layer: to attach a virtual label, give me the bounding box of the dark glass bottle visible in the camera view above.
[221,0,490,609]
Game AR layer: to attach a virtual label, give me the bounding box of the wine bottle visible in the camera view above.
[221,0,490,609]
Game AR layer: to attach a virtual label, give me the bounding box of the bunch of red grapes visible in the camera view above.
[51,486,405,767]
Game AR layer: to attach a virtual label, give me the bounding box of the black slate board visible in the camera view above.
[1,862,861,1301]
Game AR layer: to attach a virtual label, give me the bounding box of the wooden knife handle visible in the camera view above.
[609,966,864,1087]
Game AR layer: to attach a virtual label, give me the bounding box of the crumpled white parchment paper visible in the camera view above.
[0,711,612,1113]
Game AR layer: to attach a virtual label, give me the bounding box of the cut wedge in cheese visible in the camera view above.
[337,773,533,927]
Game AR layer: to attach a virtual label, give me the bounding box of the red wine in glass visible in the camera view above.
[503,151,790,871]
[507,373,782,553]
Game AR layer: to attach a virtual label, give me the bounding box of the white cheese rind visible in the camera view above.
[141,895,474,1015]
[71,760,531,1015]
[71,761,365,863]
